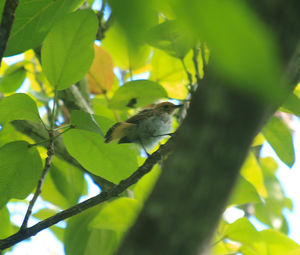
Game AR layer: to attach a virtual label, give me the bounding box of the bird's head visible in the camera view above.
[154,102,183,115]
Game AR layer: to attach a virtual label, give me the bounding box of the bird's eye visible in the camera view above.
[163,105,169,109]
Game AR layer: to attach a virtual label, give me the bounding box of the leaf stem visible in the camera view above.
[20,130,55,230]
[28,126,73,147]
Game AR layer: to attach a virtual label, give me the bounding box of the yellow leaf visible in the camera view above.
[241,152,268,198]
[252,133,265,147]
[87,45,114,94]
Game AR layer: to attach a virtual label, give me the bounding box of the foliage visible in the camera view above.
[0,0,299,254]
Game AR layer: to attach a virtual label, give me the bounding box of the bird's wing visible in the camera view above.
[125,109,154,124]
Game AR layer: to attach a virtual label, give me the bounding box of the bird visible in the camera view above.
[104,102,182,153]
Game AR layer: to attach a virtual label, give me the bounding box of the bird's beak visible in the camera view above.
[176,104,184,108]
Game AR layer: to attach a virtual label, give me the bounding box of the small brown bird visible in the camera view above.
[104,102,182,152]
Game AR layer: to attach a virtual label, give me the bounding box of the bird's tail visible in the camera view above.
[104,122,135,143]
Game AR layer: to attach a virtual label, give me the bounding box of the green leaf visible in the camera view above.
[0,206,14,239]
[262,116,295,167]
[109,79,168,109]
[226,217,267,255]
[281,93,300,116]
[91,198,141,232]
[102,23,152,70]
[41,157,86,208]
[108,0,158,47]
[133,164,161,202]
[63,125,138,184]
[150,49,189,99]
[0,141,43,207]
[228,176,261,206]
[0,93,40,124]
[171,0,284,102]
[5,0,84,56]
[261,229,300,255]
[41,9,98,90]
[0,63,26,93]
[71,110,103,136]
[65,204,121,255]
[254,157,292,232]
[146,20,193,58]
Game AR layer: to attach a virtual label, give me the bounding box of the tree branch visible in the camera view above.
[0,0,18,65]
[0,138,173,251]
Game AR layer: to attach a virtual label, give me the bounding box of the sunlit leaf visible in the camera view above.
[241,152,267,198]
[102,23,152,70]
[262,116,295,167]
[41,10,98,90]
[5,0,84,56]
[0,93,40,124]
[150,49,188,99]
[0,141,42,207]
[0,62,26,93]
[70,110,103,136]
[228,176,261,206]
[87,45,114,94]
[109,79,168,109]
[252,133,265,147]
[261,229,300,254]
[226,217,267,255]
[254,157,292,232]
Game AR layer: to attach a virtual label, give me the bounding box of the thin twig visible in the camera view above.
[28,126,73,147]
[0,138,174,251]
[0,0,18,66]
[20,130,55,230]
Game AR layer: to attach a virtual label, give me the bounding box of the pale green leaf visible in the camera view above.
[262,116,295,167]
[102,23,152,70]
[109,79,168,109]
[5,0,84,56]
[0,141,43,207]
[261,229,300,255]
[0,93,40,124]
[41,9,98,90]
[226,217,267,255]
